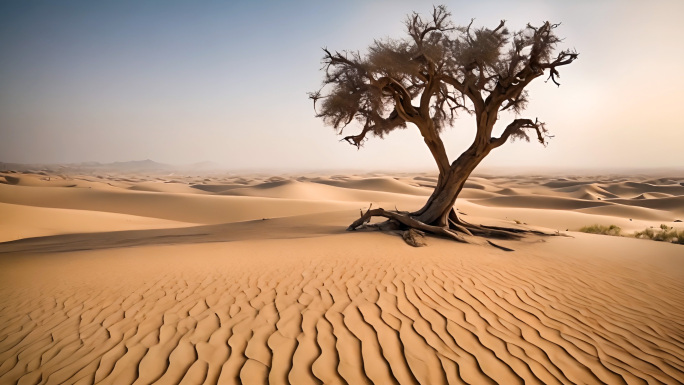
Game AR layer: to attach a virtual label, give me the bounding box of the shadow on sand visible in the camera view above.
[0,217,343,254]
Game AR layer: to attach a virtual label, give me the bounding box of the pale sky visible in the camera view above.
[1,0,682,172]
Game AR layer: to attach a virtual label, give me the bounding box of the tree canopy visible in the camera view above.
[311,5,576,150]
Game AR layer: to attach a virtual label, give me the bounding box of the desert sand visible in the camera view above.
[1,170,683,384]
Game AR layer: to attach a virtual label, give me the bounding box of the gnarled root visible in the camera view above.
[348,205,556,247]
[347,204,468,244]
[403,228,427,247]
[447,210,528,239]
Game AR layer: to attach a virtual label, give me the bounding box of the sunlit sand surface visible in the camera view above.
[1,170,683,384]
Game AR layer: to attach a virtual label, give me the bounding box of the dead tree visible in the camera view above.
[309,5,577,244]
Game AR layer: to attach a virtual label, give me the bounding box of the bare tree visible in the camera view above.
[310,5,577,244]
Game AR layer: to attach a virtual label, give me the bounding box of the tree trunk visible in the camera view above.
[412,144,490,227]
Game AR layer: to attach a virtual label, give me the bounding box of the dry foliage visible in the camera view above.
[635,224,684,244]
[579,224,622,236]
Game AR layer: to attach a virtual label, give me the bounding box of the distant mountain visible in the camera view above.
[108,159,174,171]
[0,159,175,173]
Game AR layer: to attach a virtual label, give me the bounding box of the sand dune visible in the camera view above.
[456,189,501,200]
[190,184,252,194]
[221,180,429,205]
[311,176,432,196]
[472,195,609,210]
[576,203,676,222]
[633,192,674,199]
[1,170,683,384]
[550,184,619,200]
[1,174,102,189]
[609,196,684,215]
[0,202,196,243]
[542,179,596,189]
[0,183,366,225]
[128,181,212,195]
[600,181,684,197]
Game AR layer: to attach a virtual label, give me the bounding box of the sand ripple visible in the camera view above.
[1,239,682,385]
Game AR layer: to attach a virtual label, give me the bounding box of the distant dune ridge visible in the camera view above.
[1,168,683,384]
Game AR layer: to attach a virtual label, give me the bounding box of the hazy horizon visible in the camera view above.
[2,0,683,172]
[3,158,683,177]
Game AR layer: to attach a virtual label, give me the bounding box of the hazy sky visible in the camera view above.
[1,0,682,171]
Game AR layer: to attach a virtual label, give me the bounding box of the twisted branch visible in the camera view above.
[490,118,548,148]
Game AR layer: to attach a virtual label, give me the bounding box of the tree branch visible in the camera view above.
[490,118,548,148]
[419,81,438,120]
[341,109,405,148]
[440,75,484,112]
[322,48,367,76]
[342,125,372,148]
[542,49,579,86]
[405,5,454,47]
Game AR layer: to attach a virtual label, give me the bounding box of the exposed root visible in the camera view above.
[347,205,467,244]
[348,204,557,247]
[446,209,555,239]
[403,229,427,247]
[487,240,515,252]
[447,218,474,236]
[481,225,551,236]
